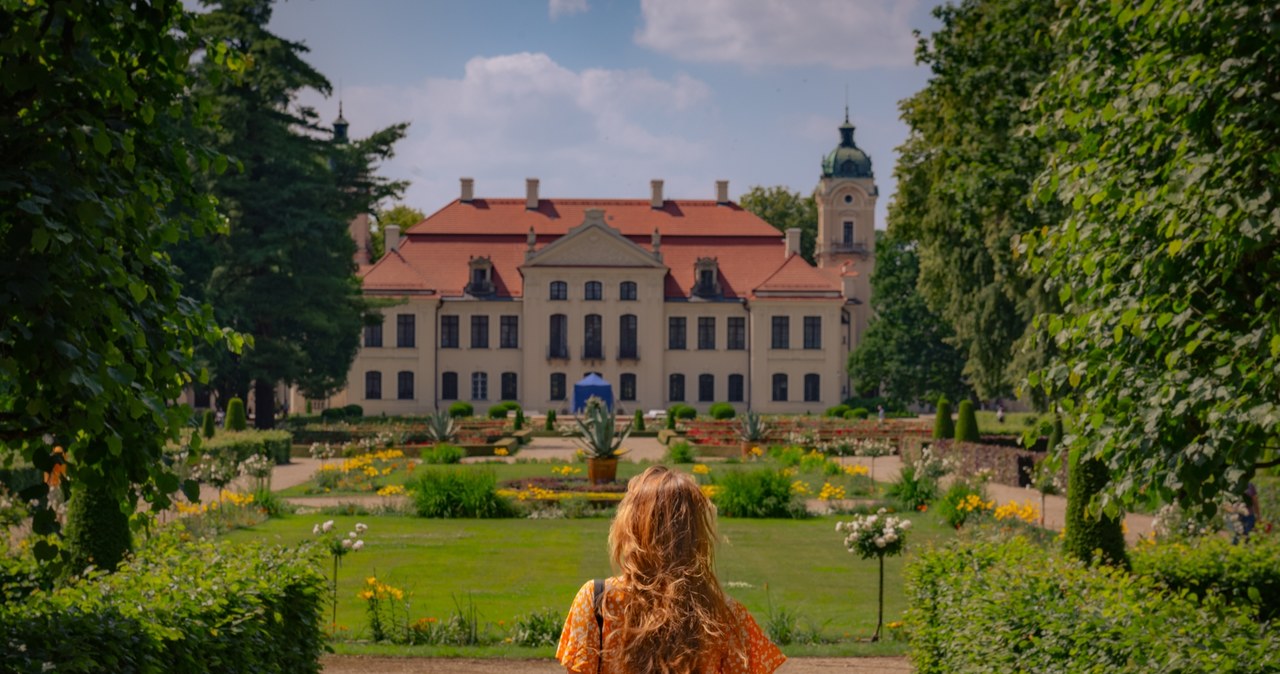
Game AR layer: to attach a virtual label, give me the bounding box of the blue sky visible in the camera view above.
[271,0,941,228]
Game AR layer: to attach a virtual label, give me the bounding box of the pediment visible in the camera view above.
[523,209,667,269]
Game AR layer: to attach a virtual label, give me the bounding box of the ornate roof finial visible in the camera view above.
[333,80,349,144]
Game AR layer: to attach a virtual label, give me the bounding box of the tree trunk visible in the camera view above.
[254,379,276,429]
[872,554,884,642]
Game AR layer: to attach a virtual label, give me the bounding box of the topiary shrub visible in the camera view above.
[932,397,954,439]
[342,404,364,418]
[712,469,806,519]
[513,407,525,431]
[665,411,676,430]
[545,409,557,431]
[409,469,516,518]
[63,477,132,577]
[488,403,510,419]
[844,407,870,420]
[708,402,736,420]
[825,404,851,418]
[954,400,980,442]
[449,401,474,419]
[225,397,247,431]
[633,410,646,432]
[674,404,697,420]
[201,410,216,439]
[1064,448,1128,568]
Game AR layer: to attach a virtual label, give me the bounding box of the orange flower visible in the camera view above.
[44,446,66,488]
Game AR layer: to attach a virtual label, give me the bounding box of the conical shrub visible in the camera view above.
[225,397,247,431]
[955,400,980,442]
[201,410,216,439]
[933,397,955,439]
[1064,447,1128,568]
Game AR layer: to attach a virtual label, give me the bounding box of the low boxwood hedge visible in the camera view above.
[905,537,1280,673]
[0,533,326,673]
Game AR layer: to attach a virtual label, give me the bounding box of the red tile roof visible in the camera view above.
[410,199,782,238]
[753,253,844,296]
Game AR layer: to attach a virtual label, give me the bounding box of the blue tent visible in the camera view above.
[572,373,614,413]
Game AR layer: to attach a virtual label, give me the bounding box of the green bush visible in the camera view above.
[63,478,132,577]
[824,404,851,418]
[487,403,510,419]
[633,410,646,432]
[201,429,293,465]
[449,401,474,419]
[201,410,216,439]
[932,397,953,439]
[954,400,979,442]
[665,412,676,430]
[935,479,988,529]
[708,402,736,420]
[1134,535,1280,622]
[665,441,696,464]
[1,533,325,674]
[225,397,247,431]
[668,404,696,420]
[1064,448,1127,567]
[422,444,465,465]
[409,469,517,518]
[887,464,938,512]
[510,608,563,647]
[905,538,1280,673]
[844,407,870,420]
[545,409,557,430]
[342,404,364,418]
[513,407,525,431]
[712,469,805,518]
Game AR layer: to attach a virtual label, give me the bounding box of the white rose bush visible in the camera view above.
[313,519,368,631]
[836,508,911,642]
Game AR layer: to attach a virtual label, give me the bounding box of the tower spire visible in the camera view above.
[333,95,349,144]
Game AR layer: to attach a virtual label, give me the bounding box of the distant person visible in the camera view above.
[877,404,885,423]
[557,465,785,674]
[996,404,1005,424]
[1237,481,1260,542]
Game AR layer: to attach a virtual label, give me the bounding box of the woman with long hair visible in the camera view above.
[556,465,785,674]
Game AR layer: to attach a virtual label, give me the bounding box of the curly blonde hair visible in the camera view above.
[605,465,739,673]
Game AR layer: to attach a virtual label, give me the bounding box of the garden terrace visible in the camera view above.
[681,418,931,450]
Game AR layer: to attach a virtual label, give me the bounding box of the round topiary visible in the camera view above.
[201,410,216,439]
[844,407,870,420]
[709,402,736,420]
[488,403,510,419]
[825,404,852,418]
[675,404,697,420]
[225,397,247,431]
[449,401,474,419]
[63,476,132,577]
[342,404,364,418]
[1064,447,1128,568]
[954,400,980,442]
[933,397,954,439]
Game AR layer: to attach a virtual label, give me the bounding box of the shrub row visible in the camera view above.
[201,429,292,465]
[409,469,517,518]
[0,534,326,674]
[1133,535,1280,622]
[711,468,806,519]
[319,403,364,422]
[905,537,1280,673]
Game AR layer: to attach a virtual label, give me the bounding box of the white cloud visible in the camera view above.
[549,0,589,19]
[310,53,716,212]
[635,0,920,70]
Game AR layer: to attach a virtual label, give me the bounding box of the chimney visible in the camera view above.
[386,225,401,253]
[650,179,664,208]
[460,177,474,203]
[526,178,540,210]
[716,180,729,205]
[784,228,801,258]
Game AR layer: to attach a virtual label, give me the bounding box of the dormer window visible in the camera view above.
[466,256,495,296]
[692,257,721,298]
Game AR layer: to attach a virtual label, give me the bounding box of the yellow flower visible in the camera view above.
[843,464,869,477]
[750,446,764,457]
[700,485,722,498]
[818,482,846,501]
[377,484,406,497]
[495,448,509,456]
[791,480,811,496]
[692,464,710,475]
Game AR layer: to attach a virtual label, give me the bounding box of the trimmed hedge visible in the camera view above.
[1133,535,1280,622]
[225,397,247,431]
[1065,449,1127,567]
[905,537,1280,673]
[487,403,511,419]
[954,400,979,442]
[201,429,292,465]
[201,410,216,439]
[448,401,474,419]
[0,534,326,674]
[708,402,736,420]
[932,397,954,439]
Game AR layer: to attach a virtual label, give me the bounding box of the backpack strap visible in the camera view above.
[592,578,605,653]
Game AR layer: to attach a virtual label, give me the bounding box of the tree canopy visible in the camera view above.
[371,203,425,260]
[1023,0,1280,513]
[181,0,408,427]
[849,232,970,406]
[0,0,241,558]
[891,0,1062,399]
[739,186,818,264]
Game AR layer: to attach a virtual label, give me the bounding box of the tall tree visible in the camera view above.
[848,232,969,406]
[1024,0,1280,513]
[739,186,818,264]
[185,0,407,428]
[1,0,241,566]
[892,0,1062,399]
[371,203,425,260]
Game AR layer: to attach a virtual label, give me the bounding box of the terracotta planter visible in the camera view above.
[586,457,619,484]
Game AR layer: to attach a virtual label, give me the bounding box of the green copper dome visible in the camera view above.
[821,115,872,178]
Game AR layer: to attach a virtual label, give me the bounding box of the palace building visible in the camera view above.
[304,115,878,416]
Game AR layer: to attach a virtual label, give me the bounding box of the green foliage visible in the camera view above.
[573,403,632,459]
[892,0,1062,399]
[848,232,971,405]
[487,403,510,420]
[844,408,870,420]
[932,398,954,440]
[1023,0,1280,514]
[709,402,736,420]
[738,410,769,443]
[201,429,292,465]
[62,477,132,577]
[1064,450,1127,568]
[935,480,988,530]
[448,402,474,419]
[668,404,697,421]
[510,608,563,648]
[887,465,938,512]
[0,0,241,557]
[201,410,216,439]
[665,413,676,430]
[824,404,851,418]
[1,533,326,674]
[372,204,425,259]
[738,186,818,264]
[905,537,1280,673]
[1047,415,1063,452]
[422,444,464,465]
[424,410,457,444]
[712,469,806,519]
[1134,535,1280,622]
[513,407,525,431]
[342,404,364,418]
[633,410,645,432]
[953,400,979,442]
[225,397,247,431]
[665,441,696,464]
[544,409,557,430]
[409,469,516,518]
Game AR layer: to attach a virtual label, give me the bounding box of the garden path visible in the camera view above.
[321,655,912,673]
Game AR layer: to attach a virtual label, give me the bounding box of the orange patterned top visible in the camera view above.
[556,579,786,674]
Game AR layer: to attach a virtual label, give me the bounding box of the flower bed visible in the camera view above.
[682,418,930,451]
[497,475,627,505]
[913,439,1064,488]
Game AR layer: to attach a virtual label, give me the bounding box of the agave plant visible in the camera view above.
[425,410,457,444]
[738,410,769,443]
[573,401,632,459]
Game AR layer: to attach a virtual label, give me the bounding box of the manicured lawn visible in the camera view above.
[223,509,954,655]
